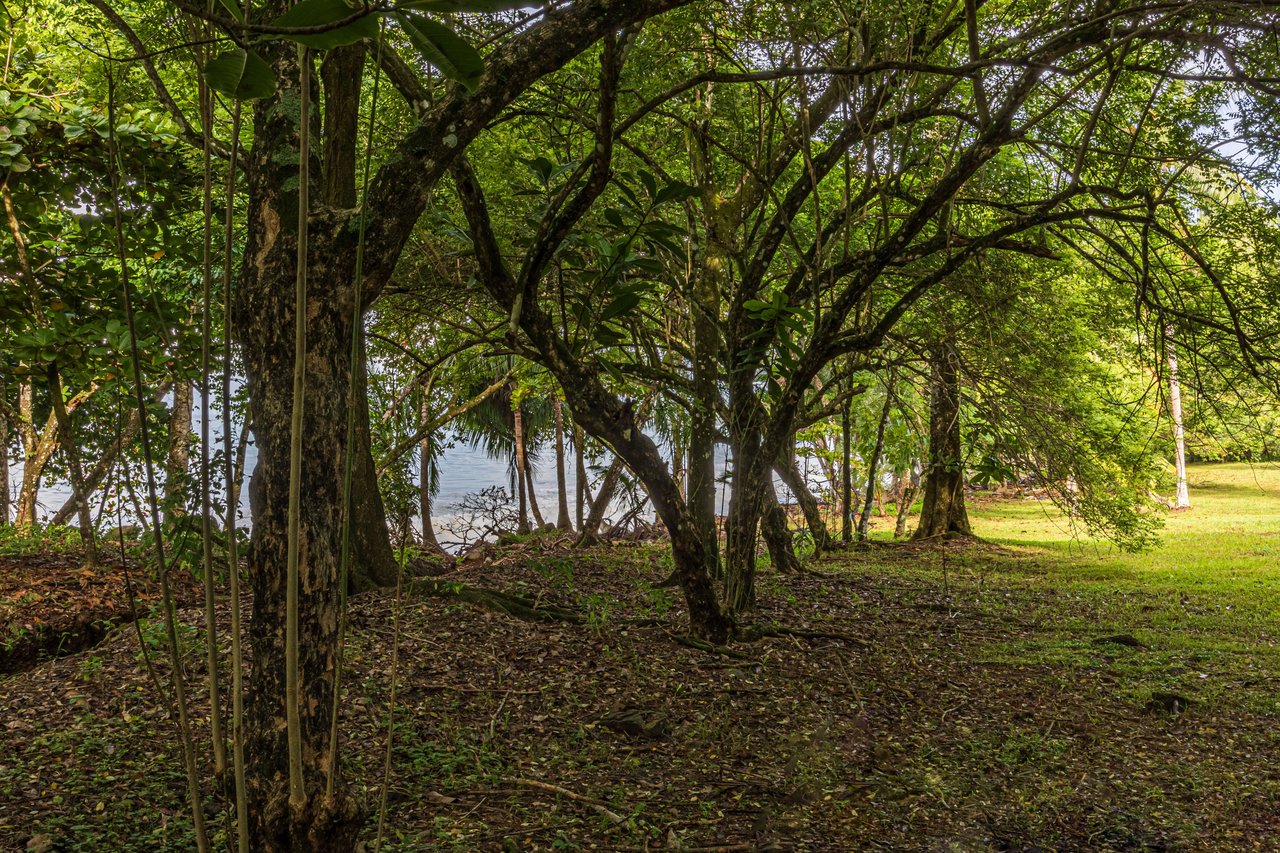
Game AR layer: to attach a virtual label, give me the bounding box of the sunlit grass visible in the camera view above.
[837,463,1280,715]
[968,462,1280,596]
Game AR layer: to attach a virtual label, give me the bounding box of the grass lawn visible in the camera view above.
[962,462,1280,714]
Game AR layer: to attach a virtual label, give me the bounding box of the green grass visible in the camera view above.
[819,463,1280,847]
[935,462,1280,715]
[971,462,1280,588]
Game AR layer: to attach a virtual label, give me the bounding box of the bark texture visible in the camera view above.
[553,396,572,530]
[235,45,361,851]
[230,3,700,844]
[913,345,972,540]
[165,379,193,517]
[761,478,802,574]
[1,376,9,525]
[1165,325,1190,509]
[774,449,830,555]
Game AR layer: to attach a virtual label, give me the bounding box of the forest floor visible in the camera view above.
[2,463,1279,852]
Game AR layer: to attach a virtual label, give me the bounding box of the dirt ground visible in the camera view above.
[2,533,1278,851]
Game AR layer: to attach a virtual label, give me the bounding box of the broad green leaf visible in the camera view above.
[268,0,379,50]
[601,291,641,322]
[593,325,626,346]
[204,49,277,101]
[655,181,699,205]
[625,257,664,274]
[216,0,246,22]
[637,170,657,200]
[395,12,484,91]
[525,155,553,182]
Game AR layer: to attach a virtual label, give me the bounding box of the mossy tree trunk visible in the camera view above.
[1,376,10,525]
[553,396,572,530]
[913,344,972,540]
[774,446,830,555]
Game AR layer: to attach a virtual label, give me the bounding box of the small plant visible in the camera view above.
[531,556,575,590]
[134,611,198,663]
[0,523,81,556]
[580,593,613,631]
[78,654,104,683]
[443,487,520,551]
[638,582,672,619]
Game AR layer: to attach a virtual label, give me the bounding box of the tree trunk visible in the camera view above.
[578,455,623,544]
[553,395,572,530]
[687,119,726,583]
[774,447,830,555]
[857,380,892,540]
[574,424,586,531]
[760,476,801,574]
[913,345,972,540]
[348,334,400,590]
[17,382,94,527]
[235,46,360,851]
[841,398,853,543]
[47,365,96,562]
[894,463,921,538]
[1166,325,1190,509]
[519,455,545,527]
[165,379,193,519]
[0,375,9,525]
[723,432,765,614]
[513,405,531,534]
[16,381,43,526]
[418,403,442,552]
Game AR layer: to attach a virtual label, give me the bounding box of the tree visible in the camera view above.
[148,1,702,847]
[912,342,972,540]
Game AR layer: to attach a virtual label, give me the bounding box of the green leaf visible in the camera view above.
[395,12,484,91]
[525,155,554,183]
[625,257,665,274]
[655,181,699,205]
[593,325,626,346]
[603,208,625,229]
[601,291,641,322]
[204,49,277,101]
[637,170,657,200]
[396,0,527,10]
[216,0,246,22]
[268,0,379,50]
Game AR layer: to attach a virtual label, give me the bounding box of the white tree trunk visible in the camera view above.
[1166,326,1190,509]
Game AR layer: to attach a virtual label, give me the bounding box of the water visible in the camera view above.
[5,415,831,547]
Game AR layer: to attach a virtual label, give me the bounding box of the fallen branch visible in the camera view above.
[406,578,585,625]
[501,777,627,825]
[736,623,869,648]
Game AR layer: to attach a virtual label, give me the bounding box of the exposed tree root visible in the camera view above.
[665,631,753,659]
[736,623,869,648]
[405,578,585,625]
